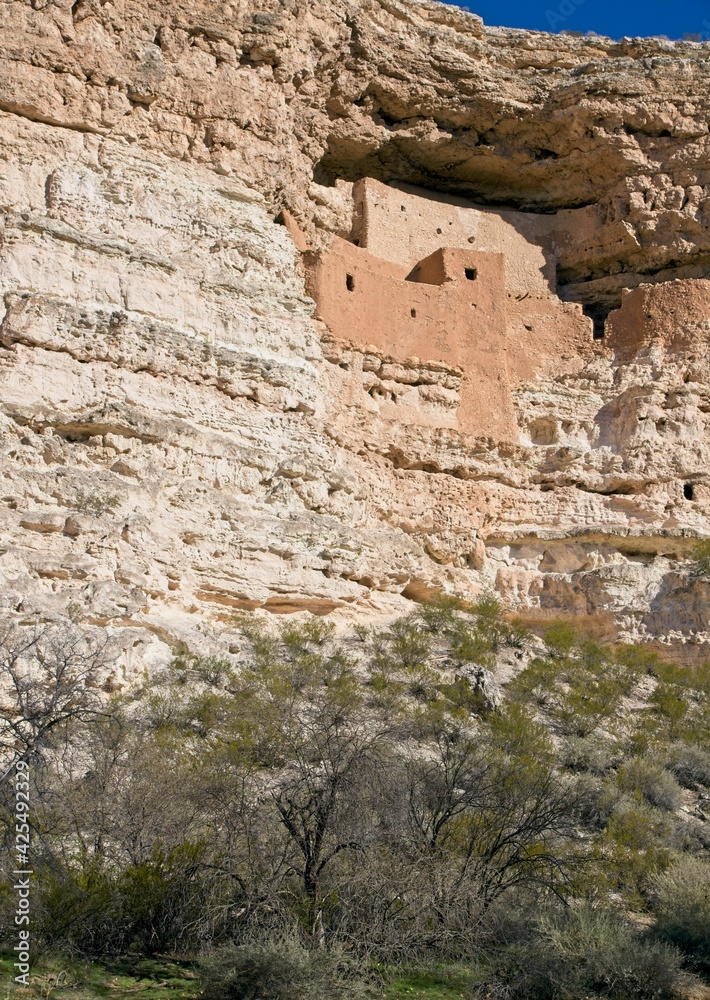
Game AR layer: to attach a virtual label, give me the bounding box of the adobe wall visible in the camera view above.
[606,279,710,360]
[306,235,594,441]
[352,177,557,296]
[505,295,593,383]
[306,238,506,366]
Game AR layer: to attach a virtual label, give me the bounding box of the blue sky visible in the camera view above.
[442,0,710,40]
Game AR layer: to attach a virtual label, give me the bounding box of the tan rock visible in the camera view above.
[19,512,66,533]
[0,0,708,662]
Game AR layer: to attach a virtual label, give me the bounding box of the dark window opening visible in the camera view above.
[684,483,695,501]
[465,268,477,281]
[582,304,607,340]
[401,205,406,212]
[346,273,355,291]
[436,228,442,234]
[411,308,417,318]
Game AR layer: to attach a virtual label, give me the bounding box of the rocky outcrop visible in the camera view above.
[0,0,709,664]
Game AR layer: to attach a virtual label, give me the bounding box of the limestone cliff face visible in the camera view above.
[1,0,709,663]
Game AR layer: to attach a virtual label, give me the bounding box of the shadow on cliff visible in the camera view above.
[644,573,710,639]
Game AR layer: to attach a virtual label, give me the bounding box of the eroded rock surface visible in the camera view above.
[1,0,709,661]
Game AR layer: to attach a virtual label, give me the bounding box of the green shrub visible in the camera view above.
[483,905,682,999]
[504,618,530,650]
[606,796,675,851]
[438,676,488,717]
[556,649,638,736]
[667,742,710,789]
[468,591,509,652]
[543,620,578,658]
[604,798,674,899]
[507,656,563,705]
[449,625,495,668]
[280,619,335,653]
[614,644,661,675]
[572,773,619,830]
[649,684,688,739]
[33,863,124,955]
[647,856,710,968]
[417,594,467,635]
[368,616,432,679]
[562,734,617,774]
[511,632,642,738]
[650,658,710,696]
[617,759,683,813]
[33,843,213,956]
[118,843,209,955]
[199,939,371,1000]
[74,489,120,517]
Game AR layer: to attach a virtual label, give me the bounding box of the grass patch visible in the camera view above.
[381,966,481,999]
[0,954,484,1000]
[0,954,198,1000]
[1,955,485,1000]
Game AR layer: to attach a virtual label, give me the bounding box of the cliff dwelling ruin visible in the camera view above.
[294,178,595,440]
[284,179,708,444]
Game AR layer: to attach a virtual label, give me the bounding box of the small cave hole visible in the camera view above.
[401,205,406,212]
[346,273,355,292]
[683,483,695,501]
[465,268,477,281]
[436,228,442,235]
[411,308,417,318]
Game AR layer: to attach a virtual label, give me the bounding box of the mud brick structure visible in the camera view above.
[304,179,594,440]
